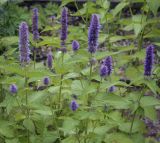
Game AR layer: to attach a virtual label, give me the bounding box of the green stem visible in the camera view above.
[24,68,29,143]
[129,94,143,135]
[49,94,62,142]
[58,52,64,111]
[15,95,23,112]
[33,42,37,69]
[89,54,93,84]
[58,75,63,110]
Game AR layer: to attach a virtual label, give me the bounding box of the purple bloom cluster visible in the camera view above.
[100,56,113,77]
[70,100,79,111]
[72,40,79,51]
[10,84,17,94]
[19,22,30,64]
[104,56,112,76]
[47,52,53,69]
[32,8,39,41]
[108,86,116,93]
[43,77,50,85]
[144,45,154,76]
[100,65,108,77]
[88,14,100,53]
[60,7,68,46]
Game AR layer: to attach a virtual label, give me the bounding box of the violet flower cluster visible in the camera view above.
[43,77,50,86]
[144,45,154,76]
[60,7,68,47]
[32,8,39,41]
[19,22,30,64]
[72,40,79,51]
[70,100,79,111]
[100,56,113,77]
[108,86,116,93]
[10,84,17,94]
[104,56,113,76]
[88,14,100,54]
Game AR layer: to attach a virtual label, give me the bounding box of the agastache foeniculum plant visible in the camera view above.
[32,8,39,41]
[3,2,160,142]
[88,14,100,54]
[19,22,30,65]
[144,45,154,76]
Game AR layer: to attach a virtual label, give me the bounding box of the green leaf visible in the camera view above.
[105,133,134,143]
[0,120,14,138]
[140,96,160,107]
[119,120,145,133]
[144,80,159,96]
[103,94,131,109]
[43,131,59,143]
[61,118,79,135]
[63,73,80,80]
[23,119,35,133]
[132,15,146,37]
[61,0,74,7]
[94,125,116,135]
[146,0,160,16]
[144,106,157,121]
[5,139,19,143]
[112,1,129,16]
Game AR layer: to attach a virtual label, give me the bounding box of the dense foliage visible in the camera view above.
[0,0,160,143]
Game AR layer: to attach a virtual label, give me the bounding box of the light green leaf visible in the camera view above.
[146,0,160,16]
[105,133,134,143]
[112,1,129,16]
[140,96,160,107]
[23,119,35,133]
[144,106,157,121]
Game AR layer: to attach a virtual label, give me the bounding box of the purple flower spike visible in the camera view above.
[72,40,79,51]
[100,65,108,77]
[60,7,68,46]
[104,56,112,76]
[19,22,30,64]
[88,14,100,53]
[43,77,50,86]
[70,100,79,111]
[108,86,116,93]
[47,52,53,69]
[144,45,154,76]
[10,84,17,94]
[32,8,39,41]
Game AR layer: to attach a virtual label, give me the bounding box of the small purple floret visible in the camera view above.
[10,84,17,94]
[70,100,79,111]
[72,40,80,51]
[43,77,50,85]
[108,86,116,93]
[104,56,113,76]
[100,65,108,77]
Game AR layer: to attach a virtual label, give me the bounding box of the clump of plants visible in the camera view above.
[0,0,160,143]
